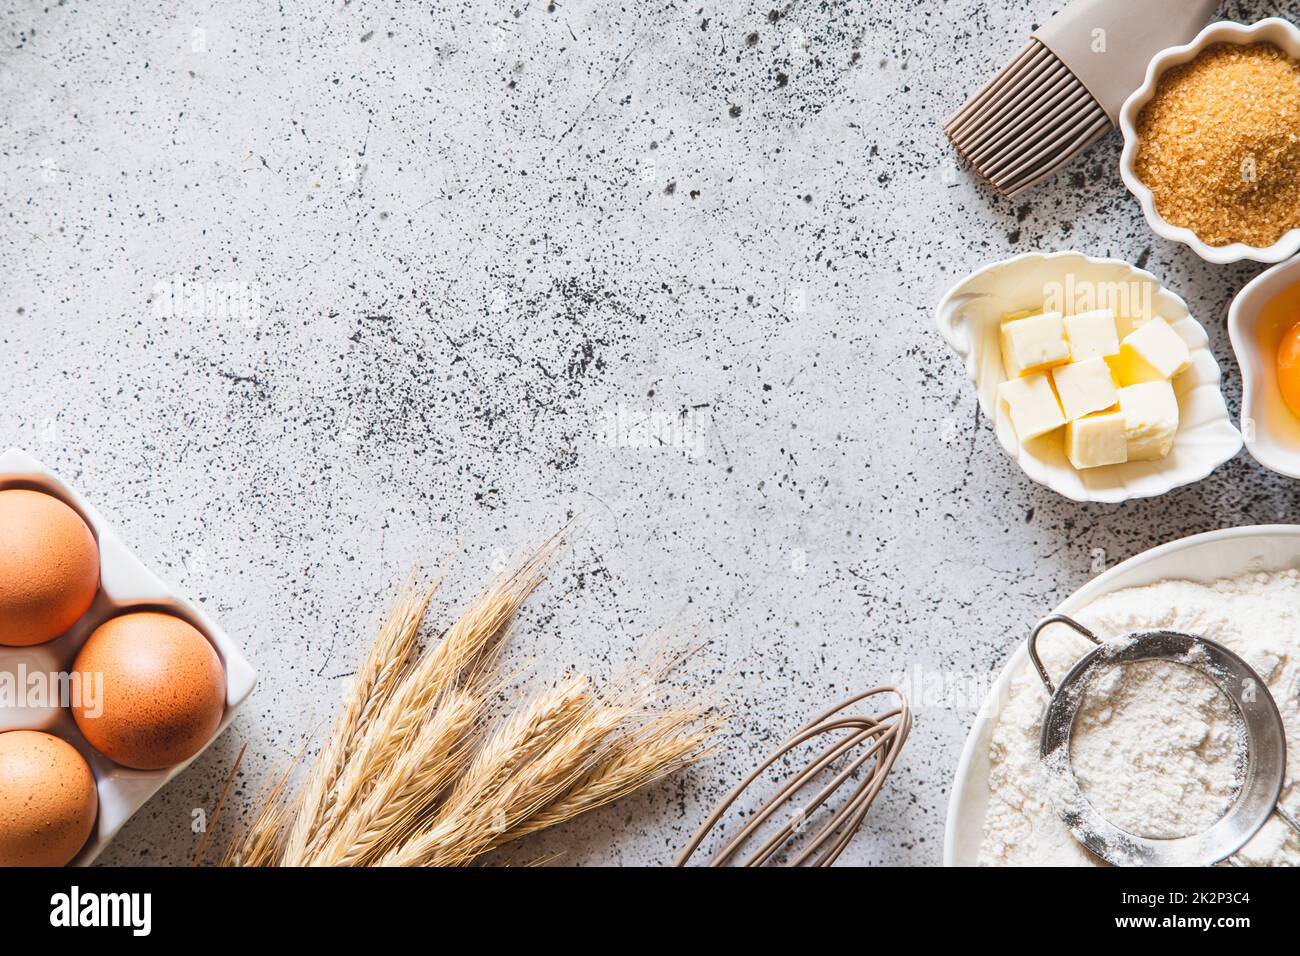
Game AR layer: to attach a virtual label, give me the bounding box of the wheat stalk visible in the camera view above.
[376,680,615,867]
[446,676,594,811]
[304,554,552,856]
[193,741,247,866]
[221,752,299,867]
[224,531,717,868]
[281,577,435,865]
[310,687,481,866]
[496,712,718,846]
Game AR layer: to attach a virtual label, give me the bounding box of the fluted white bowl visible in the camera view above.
[1119,18,1300,265]
[936,251,1241,502]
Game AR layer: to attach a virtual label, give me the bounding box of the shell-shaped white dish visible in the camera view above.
[1228,254,1300,478]
[0,447,257,865]
[1119,18,1300,265]
[936,251,1241,503]
[943,525,1300,865]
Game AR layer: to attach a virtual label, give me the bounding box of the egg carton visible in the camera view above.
[0,447,257,865]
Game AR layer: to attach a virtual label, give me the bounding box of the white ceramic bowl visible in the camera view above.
[1228,255,1300,479]
[1119,18,1300,265]
[936,251,1241,503]
[944,524,1300,866]
[0,447,257,865]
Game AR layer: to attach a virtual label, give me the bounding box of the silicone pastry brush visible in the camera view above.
[944,0,1218,198]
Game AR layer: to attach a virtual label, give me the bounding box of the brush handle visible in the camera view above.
[1034,0,1219,124]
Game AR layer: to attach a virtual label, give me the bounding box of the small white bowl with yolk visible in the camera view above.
[1227,255,1300,479]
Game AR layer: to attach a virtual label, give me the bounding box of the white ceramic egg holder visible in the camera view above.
[0,448,257,865]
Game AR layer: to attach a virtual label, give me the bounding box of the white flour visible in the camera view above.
[979,570,1300,866]
[1071,656,1246,839]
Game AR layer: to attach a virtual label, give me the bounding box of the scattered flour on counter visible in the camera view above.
[979,570,1300,866]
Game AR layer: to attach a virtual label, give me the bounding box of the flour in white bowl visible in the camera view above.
[979,570,1300,866]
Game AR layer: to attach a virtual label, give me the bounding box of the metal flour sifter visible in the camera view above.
[1027,614,1300,866]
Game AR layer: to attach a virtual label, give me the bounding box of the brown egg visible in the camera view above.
[0,730,98,867]
[0,489,100,647]
[71,612,226,770]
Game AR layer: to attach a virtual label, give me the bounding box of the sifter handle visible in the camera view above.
[1027,614,1101,695]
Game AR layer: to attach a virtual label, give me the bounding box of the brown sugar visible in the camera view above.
[1135,42,1300,249]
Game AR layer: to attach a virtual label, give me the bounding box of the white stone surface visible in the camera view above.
[0,0,1288,866]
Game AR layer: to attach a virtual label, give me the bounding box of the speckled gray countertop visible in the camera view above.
[2,0,1297,867]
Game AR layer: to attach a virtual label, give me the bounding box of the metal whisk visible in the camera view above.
[673,687,910,867]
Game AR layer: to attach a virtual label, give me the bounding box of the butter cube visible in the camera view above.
[998,371,1066,442]
[1118,381,1180,461]
[1064,409,1128,469]
[1113,317,1192,384]
[1000,312,1069,378]
[1064,309,1120,362]
[1052,358,1118,421]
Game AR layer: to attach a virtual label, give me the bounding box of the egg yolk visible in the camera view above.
[1278,320,1300,420]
